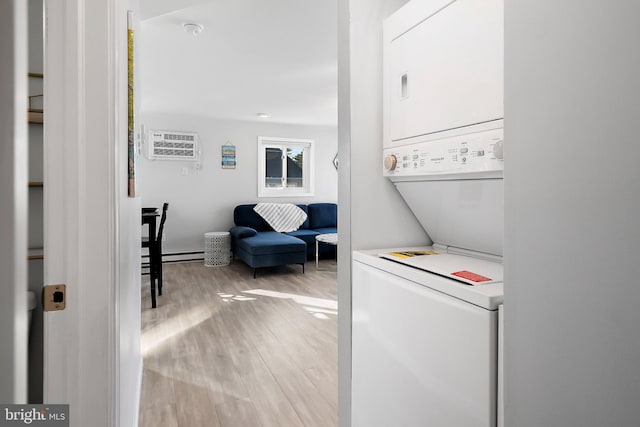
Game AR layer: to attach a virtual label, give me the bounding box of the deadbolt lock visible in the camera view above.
[42,284,66,312]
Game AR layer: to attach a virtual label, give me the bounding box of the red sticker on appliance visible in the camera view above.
[451,270,492,283]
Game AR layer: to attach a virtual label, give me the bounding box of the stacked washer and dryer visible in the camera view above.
[351,0,504,426]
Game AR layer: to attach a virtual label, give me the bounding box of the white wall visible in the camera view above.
[504,1,640,425]
[138,113,338,254]
[337,0,426,425]
[348,0,426,252]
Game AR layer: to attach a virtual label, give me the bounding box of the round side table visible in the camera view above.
[204,231,231,267]
[315,233,338,268]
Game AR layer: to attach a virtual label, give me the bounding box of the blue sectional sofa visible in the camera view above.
[230,203,337,277]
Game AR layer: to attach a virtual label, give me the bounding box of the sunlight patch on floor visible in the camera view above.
[242,289,338,318]
[309,312,330,319]
[141,304,211,356]
[243,289,337,310]
[303,306,338,316]
[217,292,257,303]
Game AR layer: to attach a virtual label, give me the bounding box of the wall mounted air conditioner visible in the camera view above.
[146,130,200,161]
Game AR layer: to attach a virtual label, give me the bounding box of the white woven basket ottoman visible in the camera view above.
[204,231,231,267]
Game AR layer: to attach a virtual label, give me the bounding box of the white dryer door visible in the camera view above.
[385,0,504,144]
[352,259,498,427]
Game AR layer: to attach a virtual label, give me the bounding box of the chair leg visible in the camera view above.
[148,244,163,297]
[253,268,257,279]
[157,265,163,295]
[156,246,163,296]
[149,255,157,309]
[301,263,305,274]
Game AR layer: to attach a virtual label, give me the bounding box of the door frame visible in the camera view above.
[0,0,28,404]
[43,1,119,425]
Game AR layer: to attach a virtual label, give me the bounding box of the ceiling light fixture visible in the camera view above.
[256,113,270,119]
[183,23,204,37]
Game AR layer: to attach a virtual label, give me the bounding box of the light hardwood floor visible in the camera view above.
[138,259,338,427]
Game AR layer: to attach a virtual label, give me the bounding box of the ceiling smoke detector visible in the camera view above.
[183,23,204,37]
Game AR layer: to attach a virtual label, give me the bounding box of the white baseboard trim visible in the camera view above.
[141,251,204,265]
[162,251,205,263]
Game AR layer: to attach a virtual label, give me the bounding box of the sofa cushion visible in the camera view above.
[234,247,307,269]
[230,226,258,239]
[235,203,310,231]
[308,203,337,229]
[235,231,306,256]
[296,204,310,229]
[234,204,271,231]
[286,229,320,245]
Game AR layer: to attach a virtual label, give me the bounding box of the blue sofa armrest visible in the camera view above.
[230,226,258,239]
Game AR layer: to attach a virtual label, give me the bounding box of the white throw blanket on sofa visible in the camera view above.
[253,203,308,233]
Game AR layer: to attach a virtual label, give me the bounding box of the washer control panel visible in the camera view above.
[383,128,503,179]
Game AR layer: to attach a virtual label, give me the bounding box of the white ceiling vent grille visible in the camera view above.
[147,130,200,161]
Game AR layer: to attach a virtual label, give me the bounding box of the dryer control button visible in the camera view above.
[493,140,504,160]
[384,155,398,171]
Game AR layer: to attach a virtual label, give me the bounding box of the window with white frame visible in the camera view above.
[257,136,314,197]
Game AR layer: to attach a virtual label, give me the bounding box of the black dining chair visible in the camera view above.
[142,203,168,308]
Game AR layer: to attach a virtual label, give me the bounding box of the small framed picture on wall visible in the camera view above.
[222,143,236,169]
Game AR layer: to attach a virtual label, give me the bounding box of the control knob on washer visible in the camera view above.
[383,155,398,171]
